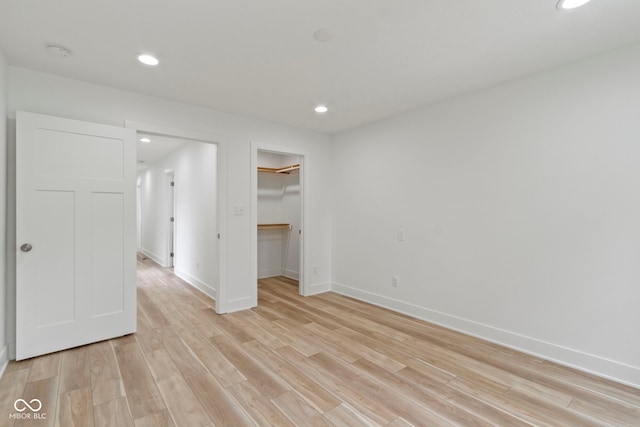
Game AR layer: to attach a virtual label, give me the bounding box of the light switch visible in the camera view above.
[397,228,406,241]
[233,205,246,216]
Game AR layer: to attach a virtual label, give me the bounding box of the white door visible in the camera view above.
[16,111,137,360]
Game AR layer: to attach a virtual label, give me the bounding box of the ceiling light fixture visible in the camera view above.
[314,105,328,113]
[556,0,591,10]
[140,137,151,143]
[137,54,159,66]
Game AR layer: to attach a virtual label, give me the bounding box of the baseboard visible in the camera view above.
[305,281,331,296]
[331,281,640,389]
[174,268,216,300]
[258,268,283,279]
[226,296,254,313]
[140,248,166,267]
[0,345,8,379]
[258,269,299,280]
[284,269,299,281]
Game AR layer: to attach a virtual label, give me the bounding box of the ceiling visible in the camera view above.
[1,1,640,134]
[136,134,188,170]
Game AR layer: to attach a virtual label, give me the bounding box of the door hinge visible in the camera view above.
[217,233,221,239]
[170,181,175,186]
[170,217,174,222]
[170,252,174,257]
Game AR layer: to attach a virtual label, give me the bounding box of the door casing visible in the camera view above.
[126,121,228,313]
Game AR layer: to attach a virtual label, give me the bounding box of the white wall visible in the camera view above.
[7,66,332,321]
[332,43,640,388]
[139,141,218,297]
[0,50,8,373]
[138,168,170,265]
[257,152,300,279]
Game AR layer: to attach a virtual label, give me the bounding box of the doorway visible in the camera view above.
[257,152,301,282]
[251,142,307,307]
[128,121,228,313]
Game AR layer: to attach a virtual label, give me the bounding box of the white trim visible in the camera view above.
[226,297,254,313]
[257,269,300,280]
[125,121,227,146]
[251,141,308,304]
[284,269,299,281]
[125,121,229,314]
[175,268,216,300]
[258,268,285,280]
[305,281,331,296]
[139,248,166,267]
[331,281,640,389]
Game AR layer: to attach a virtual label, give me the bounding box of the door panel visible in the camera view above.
[35,128,124,180]
[91,192,125,317]
[34,190,76,327]
[17,111,136,360]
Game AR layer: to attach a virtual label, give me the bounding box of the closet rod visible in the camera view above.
[257,164,300,174]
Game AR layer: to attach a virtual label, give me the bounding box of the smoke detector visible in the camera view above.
[47,45,71,58]
[313,29,334,42]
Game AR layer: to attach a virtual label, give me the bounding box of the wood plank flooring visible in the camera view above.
[1,256,639,426]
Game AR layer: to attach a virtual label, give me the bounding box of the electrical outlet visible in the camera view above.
[397,228,406,241]
[313,266,318,275]
[392,276,400,288]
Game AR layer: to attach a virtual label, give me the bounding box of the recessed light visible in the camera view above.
[556,0,591,10]
[314,105,328,113]
[313,29,335,42]
[137,54,159,66]
[140,137,151,143]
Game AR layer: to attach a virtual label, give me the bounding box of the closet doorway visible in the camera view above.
[251,143,306,306]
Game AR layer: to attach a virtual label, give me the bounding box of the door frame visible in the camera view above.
[166,170,175,268]
[126,121,229,314]
[251,141,308,305]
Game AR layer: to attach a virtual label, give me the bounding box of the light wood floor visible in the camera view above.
[1,257,639,426]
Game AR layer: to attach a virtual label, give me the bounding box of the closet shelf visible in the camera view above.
[257,164,300,174]
[258,223,292,230]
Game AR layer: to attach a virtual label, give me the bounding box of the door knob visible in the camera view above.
[20,243,33,252]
